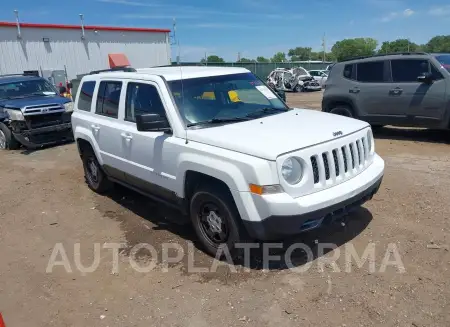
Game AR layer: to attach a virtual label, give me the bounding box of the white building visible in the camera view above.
[0,21,171,80]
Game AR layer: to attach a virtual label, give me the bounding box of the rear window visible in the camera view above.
[343,64,354,80]
[357,61,385,82]
[95,81,122,118]
[77,81,96,111]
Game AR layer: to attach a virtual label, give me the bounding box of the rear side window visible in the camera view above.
[125,83,166,122]
[357,61,385,82]
[391,59,429,82]
[77,81,96,111]
[343,64,354,80]
[96,81,122,118]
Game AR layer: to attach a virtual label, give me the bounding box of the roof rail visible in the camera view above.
[339,52,429,63]
[89,66,137,74]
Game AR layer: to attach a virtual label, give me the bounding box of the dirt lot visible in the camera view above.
[1,91,449,327]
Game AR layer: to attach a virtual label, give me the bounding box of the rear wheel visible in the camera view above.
[190,185,249,259]
[0,123,20,150]
[329,106,354,118]
[81,147,112,193]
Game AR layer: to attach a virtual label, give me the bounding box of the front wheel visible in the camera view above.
[0,123,20,150]
[190,185,249,258]
[294,84,303,93]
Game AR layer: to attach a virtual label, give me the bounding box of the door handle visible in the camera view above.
[389,88,403,96]
[349,87,360,94]
[91,124,100,131]
[121,132,133,141]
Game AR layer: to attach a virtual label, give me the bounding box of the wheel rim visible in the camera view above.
[330,108,352,117]
[86,157,99,185]
[198,202,229,246]
[0,130,6,150]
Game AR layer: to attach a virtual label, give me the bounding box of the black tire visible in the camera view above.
[329,106,354,118]
[81,146,112,194]
[0,123,20,150]
[294,84,303,93]
[190,184,250,259]
[371,124,384,130]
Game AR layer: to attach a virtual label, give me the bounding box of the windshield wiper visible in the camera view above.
[245,107,288,118]
[187,117,250,127]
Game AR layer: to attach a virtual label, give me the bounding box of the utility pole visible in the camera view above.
[322,33,326,62]
[237,52,241,62]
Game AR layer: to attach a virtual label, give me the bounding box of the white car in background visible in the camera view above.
[309,70,328,88]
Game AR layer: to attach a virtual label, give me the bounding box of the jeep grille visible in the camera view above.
[310,135,369,184]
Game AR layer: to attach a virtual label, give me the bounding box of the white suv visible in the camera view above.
[71,66,385,257]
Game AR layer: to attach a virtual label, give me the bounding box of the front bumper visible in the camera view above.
[304,84,321,91]
[12,123,73,148]
[241,154,385,240]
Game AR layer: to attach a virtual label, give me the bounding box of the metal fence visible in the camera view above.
[172,61,332,79]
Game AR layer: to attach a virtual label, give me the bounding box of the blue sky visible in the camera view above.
[1,0,449,61]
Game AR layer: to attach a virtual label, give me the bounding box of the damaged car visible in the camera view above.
[0,74,74,150]
[267,67,321,92]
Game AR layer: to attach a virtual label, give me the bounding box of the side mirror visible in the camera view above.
[417,72,433,84]
[136,113,171,132]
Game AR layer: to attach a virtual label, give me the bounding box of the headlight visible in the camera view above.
[281,157,303,185]
[64,102,74,112]
[4,109,25,121]
[367,129,374,153]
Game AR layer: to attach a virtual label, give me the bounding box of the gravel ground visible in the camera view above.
[0,91,449,327]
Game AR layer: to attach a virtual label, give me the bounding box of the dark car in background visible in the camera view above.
[322,52,450,130]
[0,74,74,150]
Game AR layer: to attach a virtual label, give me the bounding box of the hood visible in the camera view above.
[187,109,370,160]
[0,95,70,110]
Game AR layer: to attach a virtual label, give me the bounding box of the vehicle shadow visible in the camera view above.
[19,139,75,155]
[231,207,373,271]
[373,126,450,144]
[102,183,373,272]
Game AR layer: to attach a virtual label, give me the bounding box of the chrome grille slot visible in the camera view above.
[341,146,348,172]
[349,143,355,168]
[322,153,330,180]
[311,156,319,184]
[356,140,362,165]
[332,149,340,177]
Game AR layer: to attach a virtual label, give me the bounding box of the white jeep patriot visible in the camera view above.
[71,66,385,257]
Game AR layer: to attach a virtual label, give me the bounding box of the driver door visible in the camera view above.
[118,80,180,200]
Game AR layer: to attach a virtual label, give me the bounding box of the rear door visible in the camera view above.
[389,58,447,122]
[90,80,127,180]
[353,60,393,120]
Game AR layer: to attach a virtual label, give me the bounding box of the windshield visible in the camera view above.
[167,72,288,127]
[435,55,450,72]
[0,79,57,100]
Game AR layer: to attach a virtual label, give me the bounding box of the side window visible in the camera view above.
[391,59,429,82]
[343,64,354,80]
[310,71,317,76]
[95,81,122,118]
[356,61,385,82]
[77,81,96,111]
[125,83,165,122]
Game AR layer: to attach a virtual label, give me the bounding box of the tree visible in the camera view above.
[271,52,287,63]
[378,39,419,54]
[256,56,270,63]
[288,47,312,61]
[424,35,450,53]
[331,38,378,61]
[237,58,256,63]
[200,55,225,63]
